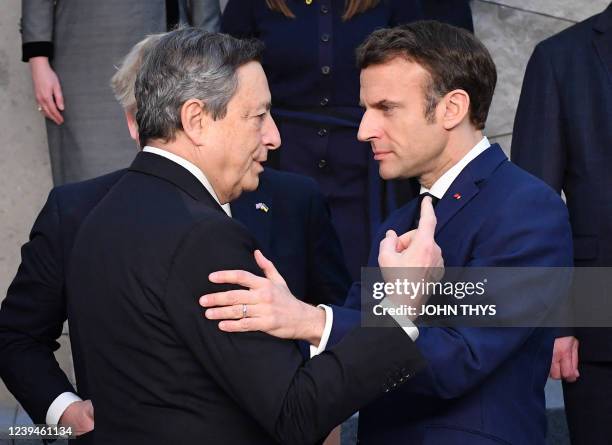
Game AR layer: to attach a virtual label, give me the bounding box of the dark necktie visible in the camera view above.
[411,192,440,230]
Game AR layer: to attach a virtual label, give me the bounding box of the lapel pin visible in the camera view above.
[453,193,462,200]
[255,202,269,213]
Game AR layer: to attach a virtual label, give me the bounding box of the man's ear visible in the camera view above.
[181,99,210,145]
[124,110,139,144]
[441,89,470,131]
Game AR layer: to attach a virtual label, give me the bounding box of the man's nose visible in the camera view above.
[357,112,378,142]
[263,114,281,150]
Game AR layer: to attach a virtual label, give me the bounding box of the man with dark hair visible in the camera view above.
[201,21,573,444]
[62,28,438,444]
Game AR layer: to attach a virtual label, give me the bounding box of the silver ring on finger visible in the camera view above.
[37,105,43,112]
[242,304,248,319]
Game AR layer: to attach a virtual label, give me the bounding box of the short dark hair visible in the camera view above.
[356,21,497,130]
[136,28,264,147]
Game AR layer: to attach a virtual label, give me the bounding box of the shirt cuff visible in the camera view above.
[309,304,333,357]
[46,392,82,425]
[380,298,419,341]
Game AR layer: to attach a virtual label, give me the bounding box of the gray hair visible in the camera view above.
[110,33,166,112]
[135,28,264,147]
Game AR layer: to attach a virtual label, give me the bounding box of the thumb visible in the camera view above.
[254,250,285,284]
[53,81,65,111]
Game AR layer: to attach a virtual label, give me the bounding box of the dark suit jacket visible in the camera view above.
[64,152,423,444]
[511,4,612,361]
[0,165,350,428]
[326,145,573,444]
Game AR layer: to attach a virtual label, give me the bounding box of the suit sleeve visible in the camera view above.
[511,44,567,194]
[189,0,221,31]
[305,183,352,306]
[0,190,75,424]
[163,218,424,445]
[21,0,55,61]
[396,188,573,399]
[220,0,257,38]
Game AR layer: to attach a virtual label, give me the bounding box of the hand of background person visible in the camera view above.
[29,56,65,125]
[200,250,326,346]
[59,399,94,436]
[549,336,580,382]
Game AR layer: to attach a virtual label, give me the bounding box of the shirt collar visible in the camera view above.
[142,146,232,217]
[420,137,491,199]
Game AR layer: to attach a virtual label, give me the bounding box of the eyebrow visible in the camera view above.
[359,99,401,109]
[245,102,272,118]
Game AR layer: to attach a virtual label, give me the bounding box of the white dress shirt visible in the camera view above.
[312,137,491,356]
[420,137,491,199]
[143,146,232,217]
[46,146,233,425]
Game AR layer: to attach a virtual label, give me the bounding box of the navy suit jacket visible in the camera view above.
[327,145,573,444]
[512,4,612,360]
[0,166,350,426]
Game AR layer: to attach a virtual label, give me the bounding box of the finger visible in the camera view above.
[53,81,65,111]
[549,360,561,380]
[199,289,255,307]
[84,400,94,418]
[254,250,285,284]
[218,317,261,333]
[560,354,576,382]
[396,230,415,252]
[42,97,62,124]
[205,304,261,321]
[208,269,266,289]
[39,104,53,121]
[416,196,437,239]
[572,339,580,378]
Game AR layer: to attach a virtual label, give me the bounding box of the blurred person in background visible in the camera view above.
[21,0,221,185]
[221,0,473,280]
[512,4,612,444]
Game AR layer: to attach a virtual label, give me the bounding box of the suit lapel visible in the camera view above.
[434,144,508,235]
[434,175,479,235]
[232,187,273,253]
[593,5,612,87]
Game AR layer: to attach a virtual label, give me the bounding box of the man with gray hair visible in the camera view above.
[1,28,352,441]
[64,28,438,444]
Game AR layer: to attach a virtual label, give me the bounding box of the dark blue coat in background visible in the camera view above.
[222,0,473,280]
[326,145,573,444]
[511,6,612,442]
[512,4,612,362]
[0,167,350,428]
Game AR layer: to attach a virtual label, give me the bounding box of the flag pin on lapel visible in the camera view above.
[255,202,269,213]
[453,193,462,200]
